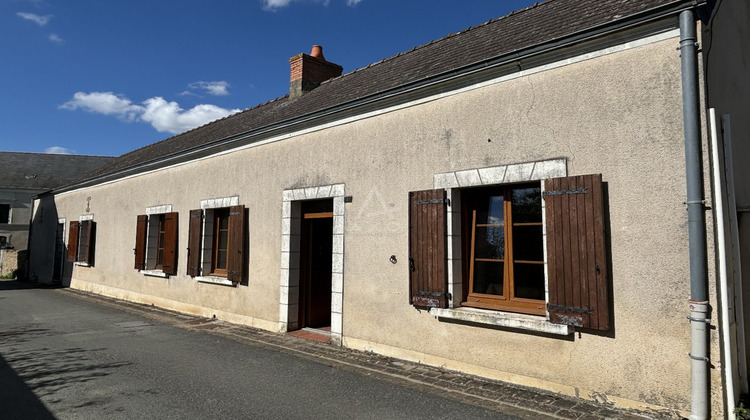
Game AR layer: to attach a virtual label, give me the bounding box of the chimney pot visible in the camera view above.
[310,45,325,60]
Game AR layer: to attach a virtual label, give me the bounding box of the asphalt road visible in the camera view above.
[0,280,518,419]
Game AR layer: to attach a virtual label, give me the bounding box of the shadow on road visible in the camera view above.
[0,279,65,291]
[0,355,56,419]
[0,325,132,416]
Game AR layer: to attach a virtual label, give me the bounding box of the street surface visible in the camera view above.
[0,280,519,419]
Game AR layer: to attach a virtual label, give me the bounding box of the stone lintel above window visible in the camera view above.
[146,204,173,215]
[434,158,567,190]
[201,196,239,210]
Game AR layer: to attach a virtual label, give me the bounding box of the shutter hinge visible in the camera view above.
[229,211,241,216]
[542,188,588,197]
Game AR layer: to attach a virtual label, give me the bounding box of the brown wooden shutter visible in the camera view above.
[408,189,448,308]
[134,215,148,270]
[544,174,609,331]
[162,212,178,275]
[79,220,95,264]
[67,221,79,262]
[227,205,246,283]
[187,209,202,276]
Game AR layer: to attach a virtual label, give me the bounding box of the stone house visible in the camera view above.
[27,0,750,417]
[0,152,113,278]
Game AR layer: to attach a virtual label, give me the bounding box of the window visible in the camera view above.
[134,212,178,275]
[0,204,9,224]
[187,204,246,283]
[462,184,545,315]
[211,208,230,276]
[409,174,610,331]
[67,219,96,265]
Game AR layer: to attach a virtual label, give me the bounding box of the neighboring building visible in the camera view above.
[0,152,114,278]
[27,0,750,418]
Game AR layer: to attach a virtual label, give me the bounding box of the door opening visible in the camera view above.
[52,223,65,282]
[298,199,334,332]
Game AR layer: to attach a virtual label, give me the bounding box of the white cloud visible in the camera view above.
[140,97,240,134]
[60,92,142,121]
[262,0,293,9]
[48,33,65,44]
[44,146,74,154]
[188,81,231,96]
[17,12,52,26]
[346,0,362,5]
[60,91,241,135]
[261,0,332,10]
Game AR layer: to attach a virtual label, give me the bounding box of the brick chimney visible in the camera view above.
[289,45,343,99]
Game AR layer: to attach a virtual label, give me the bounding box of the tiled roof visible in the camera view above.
[0,152,114,190]
[79,0,685,183]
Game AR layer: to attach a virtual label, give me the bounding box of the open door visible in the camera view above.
[298,199,333,330]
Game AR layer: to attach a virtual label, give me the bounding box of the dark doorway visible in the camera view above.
[52,223,65,283]
[298,199,333,330]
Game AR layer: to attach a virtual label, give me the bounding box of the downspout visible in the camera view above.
[679,9,710,420]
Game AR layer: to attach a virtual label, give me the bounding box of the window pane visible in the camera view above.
[472,260,503,295]
[474,226,504,259]
[512,225,543,261]
[157,249,164,265]
[512,187,541,223]
[218,230,228,250]
[217,250,227,269]
[219,215,229,229]
[513,263,545,300]
[476,194,504,225]
[0,204,9,223]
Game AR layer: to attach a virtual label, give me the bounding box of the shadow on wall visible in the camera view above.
[27,195,73,287]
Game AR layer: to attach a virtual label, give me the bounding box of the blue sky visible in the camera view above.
[1,0,537,157]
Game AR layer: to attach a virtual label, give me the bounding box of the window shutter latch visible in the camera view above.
[409,258,415,272]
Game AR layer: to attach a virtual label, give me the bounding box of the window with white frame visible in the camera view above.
[186,196,246,284]
[134,206,178,275]
[408,160,611,332]
[68,216,96,266]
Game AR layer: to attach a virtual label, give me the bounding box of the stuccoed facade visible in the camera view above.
[28,1,750,418]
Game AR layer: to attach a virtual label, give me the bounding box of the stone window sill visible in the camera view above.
[196,276,236,287]
[139,269,168,278]
[74,262,90,267]
[430,307,573,336]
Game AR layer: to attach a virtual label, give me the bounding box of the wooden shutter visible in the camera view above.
[79,220,95,265]
[162,212,178,275]
[67,221,79,262]
[227,205,246,283]
[408,189,448,308]
[187,209,202,276]
[544,174,609,331]
[134,215,148,270]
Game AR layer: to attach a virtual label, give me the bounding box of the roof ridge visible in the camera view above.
[0,151,115,158]
[319,0,552,85]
